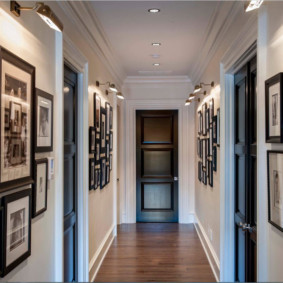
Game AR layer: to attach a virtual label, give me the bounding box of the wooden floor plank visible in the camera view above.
[95,223,216,282]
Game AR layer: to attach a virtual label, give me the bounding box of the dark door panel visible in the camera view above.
[234,56,257,282]
[64,65,78,282]
[136,110,178,222]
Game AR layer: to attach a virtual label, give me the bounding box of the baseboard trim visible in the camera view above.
[89,224,115,282]
[194,215,220,282]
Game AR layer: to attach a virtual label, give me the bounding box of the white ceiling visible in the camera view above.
[91,1,220,78]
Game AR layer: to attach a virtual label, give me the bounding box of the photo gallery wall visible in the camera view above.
[0,47,53,277]
[197,98,220,188]
[89,93,113,190]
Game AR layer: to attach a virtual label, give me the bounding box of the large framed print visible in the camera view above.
[267,151,283,231]
[94,93,101,133]
[100,107,107,154]
[35,88,53,152]
[0,189,31,277]
[0,47,35,192]
[265,73,283,143]
[202,103,207,136]
[32,159,48,218]
[105,102,110,136]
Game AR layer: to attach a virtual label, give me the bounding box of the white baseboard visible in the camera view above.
[194,214,220,282]
[89,224,115,282]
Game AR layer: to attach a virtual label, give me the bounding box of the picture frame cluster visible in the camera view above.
[0,47,54,277]
[89,93,113,190]
[197,98,219,188]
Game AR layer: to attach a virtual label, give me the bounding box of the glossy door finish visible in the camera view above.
[234,56,257,282]
[63,65,78,282]
[136,110,178,222]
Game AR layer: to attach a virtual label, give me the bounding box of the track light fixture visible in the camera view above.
[193,81,214,93]
[10,1,63,32]
[96,81,118,93]
[245,0,264,12]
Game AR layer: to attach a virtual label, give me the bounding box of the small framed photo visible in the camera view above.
[209,127,213,157]
[202,139,206,166]
[100,158,106,189]
[198,111,203,135]
[89,158,95,190]
[4,108,10,130]
[202,167,207,185]
[217,108,220,147]
[198,161,202,182]
[209,98,214,124]
[110,106,113,130]
[106,165,110,184]
[0,189,31,277]
[35,88,53,152]
[106,141,110,162]
[212,116,217,144]
[208,160,213,187]
[96,168,101,188]
[265,73,283,143]
[95,137,100,165]
[110,131,113,152]
[100,107,107,154]
[267,151,283,231]
[110,154,113,171]
[89,127,95,154]
[205,109,210,133]
[105,102,110,136]
[33,159,48,218]
[94,93,101,133]
[202,103,207,136]
[197,137,201,158]
[213,146,217,172]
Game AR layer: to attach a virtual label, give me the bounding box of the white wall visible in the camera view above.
[0,2,62,281]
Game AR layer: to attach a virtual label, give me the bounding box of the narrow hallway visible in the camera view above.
[95,224,215,282]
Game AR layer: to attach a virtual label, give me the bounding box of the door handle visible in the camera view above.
[238,222,253,232]
[174,177,178,181]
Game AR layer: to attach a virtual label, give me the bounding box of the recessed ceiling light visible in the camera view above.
[245,0,264,12]
[153,63,160,66]
[152,43,161,46]
[148,8,160,13]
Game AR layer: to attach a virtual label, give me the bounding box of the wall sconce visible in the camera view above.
[96,81,118,93]
[245,0,264,12]
[185,99,191,106]
[10,1,63,32]
[193,81,214,93]
[116,92,125,100]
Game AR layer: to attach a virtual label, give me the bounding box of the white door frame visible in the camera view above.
[219,15,257,281]
[124,99,194,224]
[63,35,89,282]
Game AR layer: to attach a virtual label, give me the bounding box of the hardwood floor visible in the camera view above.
[95,223,216,282]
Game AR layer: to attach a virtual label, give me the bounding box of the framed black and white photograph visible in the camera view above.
[217,108,220,147]
[105,102,110,136]
[202,167,207,185]
[202,103,207,136]
[267,151,283,231]
[106,141,110,162]
[198,111,202,135]
[198,161,202,182]
[0,189,31,277]
[94,93,101,133]
[100,158,106,189]
[89,127,95,154]
[96,168,101,188]
[110,131,113,152]
[35,88,53,152]
[197,137,201,158]
[106,165,110,184]
[208,161,213,187]
[209,98,214,124]
[205,108,210,133]
[209,127,213,157]
[32,159,48,218]
[265,73,283,143]
[213,146,217,172]
[202,139,206,166]
[110,106,113,130]
[0,47,35,192]
[100,107,107,154]
[89,158,95,190]
[95,138,100,165]
[212,116,217,144]
[110,154,113,171]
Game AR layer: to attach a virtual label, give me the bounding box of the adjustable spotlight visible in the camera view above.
[10,1,63,32]
[193,81,214,93]
[245,0,264,12]
[185,99,191,106]
[96,81,118,93]
[194,85,202,94]
[116,92,125,100]
[188,93,195,101]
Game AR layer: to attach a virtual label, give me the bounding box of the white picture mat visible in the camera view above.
[37,95,52,147]
[1,60,31,182]
[6,196,29,266]
[36,163,47,212]
[269,83,280,137]
[269,153,283,227]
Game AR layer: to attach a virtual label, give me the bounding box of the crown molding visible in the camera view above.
[54,1,127,87]
[190,1,244,84]
[124,75,191,85]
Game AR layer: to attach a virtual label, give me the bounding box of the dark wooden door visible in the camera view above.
[234,56,257,282]
[63,65,78,282]
[136,110,178,222]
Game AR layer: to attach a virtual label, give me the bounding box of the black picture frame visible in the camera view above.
[213,146,217,172]
[0,47,35,193]
[198,161,202,182]
[95,135,100,165]
[106,165,110,184]
[100,107,107,154]
[212,116,217,144]
[105,102,110,136]
[205,108,210,133]
[95,168,101,189]
[209,98,214,124]
[202,166,207,185]
[89,127,95,154]
[217,108,220,147]
[202,139,206,166]
[202,103,207,136]
[32,158,48,218]
[267,150,283,232]
[35,88,53,153]
[198,111,203,135]
[0,189,32,277]
[94,93,101,133]
[89,158,95,190]
[110,106,113,130]
[209,127,213,157]
[265,73,283,143]
[110,131,113,152]
[208,160,213,187]
[100,158,106,189]
[110,154,113,171]
[106,140,110,162]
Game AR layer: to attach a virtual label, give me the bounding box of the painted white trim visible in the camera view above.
[89,225,115,282]
[194,214,220,282]
[63,34,89,282]
[124,99,194,224]
[124,76,191,84]
[219,14,257,282]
